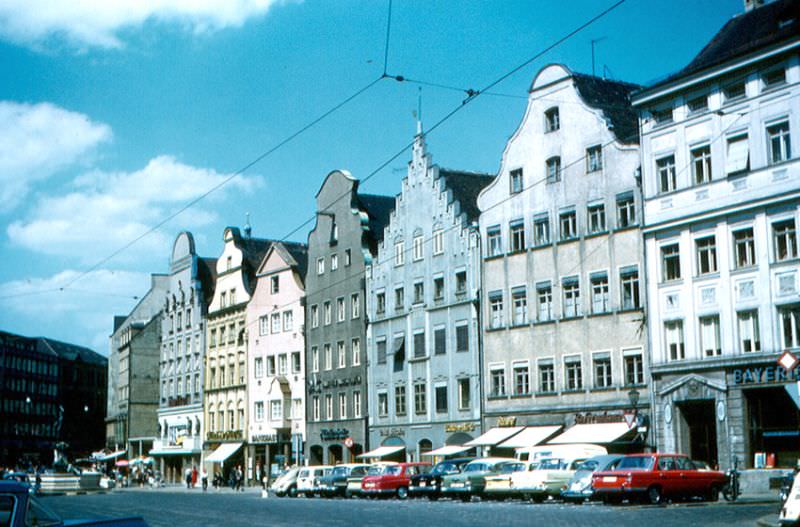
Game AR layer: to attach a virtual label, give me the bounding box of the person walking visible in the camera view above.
[185,466,192,489]
[201,467,208,491]
[191,465,198,488]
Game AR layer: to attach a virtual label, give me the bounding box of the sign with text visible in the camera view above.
[732,365,800,385]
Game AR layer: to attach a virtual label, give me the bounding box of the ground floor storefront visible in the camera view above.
[246,431,302,483]
[366,420,482,463]
[652,354,800,471]
[203,439,246,486]
[306,418,367,465]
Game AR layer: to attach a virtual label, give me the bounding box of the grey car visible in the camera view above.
[561,455,624,502]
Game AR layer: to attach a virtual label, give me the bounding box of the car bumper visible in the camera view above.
[409,485,438,494]
[442,486,474,494]
[362,488,396,495]
[593,487,647,496]
[561,489,594,500]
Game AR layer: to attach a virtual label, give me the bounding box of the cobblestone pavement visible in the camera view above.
[43,488,777,527]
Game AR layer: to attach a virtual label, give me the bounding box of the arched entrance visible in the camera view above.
[328,444,343,465]
[446,432,476,457]
[309,445,323,465]
[418,439,432,461]
[381,436,406,462]
[351,443,364,461]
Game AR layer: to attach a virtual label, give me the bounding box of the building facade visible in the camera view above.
[305,170,394,465]
[246,241,308,477]
[203,226,272,482]
[152,232,216,483]
[106,274,168,458]
[365,129,491,461]
[476,64,649,453]
[633,0,800,470]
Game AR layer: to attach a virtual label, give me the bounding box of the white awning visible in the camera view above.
[548,423,633,445]
[498,426,562,448]
[205,442,243,463]
[422,445,471,457]
[94,450,126,462]
[465,426,524,447]
[149,446,199,456]
[357,445,404,459]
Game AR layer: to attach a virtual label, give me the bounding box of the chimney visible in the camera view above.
[244,212,252,238]
[744,0,765,12]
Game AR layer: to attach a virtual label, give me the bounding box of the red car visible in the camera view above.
[361,462,431,499]
[591,453,727,505]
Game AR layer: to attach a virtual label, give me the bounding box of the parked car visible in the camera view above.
[319,464,370,498]
[0,480,149,526]
[780,470,800,526]
[361,462,431,499]
[561,455,624,502]
[270,467,300,497]
[591,453,728,504]
[409,458,473,500]
[296,465,332,497]
[345,462,397,498]
[441,458,523,502]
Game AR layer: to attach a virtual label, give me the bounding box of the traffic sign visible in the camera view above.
[778,350,799,373]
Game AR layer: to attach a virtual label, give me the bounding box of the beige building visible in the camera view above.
[475,64,649,453]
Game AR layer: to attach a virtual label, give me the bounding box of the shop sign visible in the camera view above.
[320,428,350,441]
[379,427,405,437]
[574,413,625,425]
[207,430,242,441]
[251,433,289,444]
[445,423,476,433]
[732,366,800,385]
[497,416,517,427]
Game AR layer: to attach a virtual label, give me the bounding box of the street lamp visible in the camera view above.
[627,388,640,409]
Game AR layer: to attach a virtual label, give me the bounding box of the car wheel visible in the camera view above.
[397,487,408,500]
[345,489,353,499]
[707,485,720,502]
[647,486,663,505]
[287,486,297,498]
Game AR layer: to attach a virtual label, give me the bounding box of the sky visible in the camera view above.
[0,0,746,353]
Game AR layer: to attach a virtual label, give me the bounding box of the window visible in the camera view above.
[587,204,605,234]
[512,288,528,325]
[350,293,360,319]
[317,257,325,275]
[336,297,345,322]
[311,305,319,328]
[254,357,263,378]
[665,320,685,360]
[546,156,562,183]
[254,401,264,422]
[271,313,281,333]
[487,226,502,256]
[763,67,786,88]
[565,356,583,390]
[562,277,581,318]
[278,354,288,375]
[395,385,407,416]
[311,346,319,372]
[696,236,718,275]
[324,301,332,325]
[726,134,750,174]
[324,344,332,370]
[266,356,275,376]
[733,228,756,268]
[536,282,553,322]
[353,391,361,417]
[620,266,640,310]
[219,291,226,308]
[510,168,524,193]
[593,353,612,388]
[767,121,791,164]
[376,292,386,314]
[351,338,361,366]
[433,326,446,355]
[691,144,712,185]
[394,286,404,311]
[344,249,351,266]
[433,229,444,255]
[331,222,338,242]
[723,79,746,102]
[413,281,424,304]
[513,363,530,395]
[393,334,405,372]
[331,253,338,271]
[270,276,279,294]
[259,315,269,336]
[534,214,550,245]
[338,393,347,419]
[662,243,681,281]
[510,220,526,251]
[559,210,577,240]
[413,331,425,358]
[325,395,333,420]
[780,306,800,348]
[457,378,471,410]
[226,256,232,270]
[489,292,504,328]
[455,323,469,352]
[337,341,346,368]
[272,400,283,421]
[490,366,506,397]
[414,382,427,414]
[590,273,609,314]
[292,351,301,373]
[455,271,467,294]
[376,338,387,364]
[283,311,293,331]
[624,352,644,386]
[687,94,708,114]
[738,310,761,353]
[699,315,721,357]
[616,192,636,228]
[538,359,555,393]
[657,155,676,193]
[413,234,424,261]
[435,385,448,413]
[312,396,320,421]
[586,145,603,172]
[545,107,560,132]
[433,276,445,301]
[395,241,405,266]
[774,219,798,261]
[652,107,673,124]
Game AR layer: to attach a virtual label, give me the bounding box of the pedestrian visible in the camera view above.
[201,467,208,492]
[191,465,198,488]
[185,466,192,489]
[236,465,244,491]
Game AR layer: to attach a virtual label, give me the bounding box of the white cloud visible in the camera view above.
[7,155,261,263]
[0,101,111,212]
[0,0,284,49]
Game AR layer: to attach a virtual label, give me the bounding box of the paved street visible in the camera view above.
[43,488,777,527]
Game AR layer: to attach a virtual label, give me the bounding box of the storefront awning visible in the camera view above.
[498,426,562,449]
[357,445,404,459]
[548,422,632,445]
[465,426,524,447]
[94,450,126,462]
[149,446,199,456]
[422,445,471,457]
[205,442,243,463]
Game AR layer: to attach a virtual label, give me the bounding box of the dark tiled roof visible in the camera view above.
[571,73,641,145]
[357,193,395,243]
[197,257,218,304]
[650,0,800,89]
[277,241,309,284]
[37,337,107,366]
[439,169,495,223]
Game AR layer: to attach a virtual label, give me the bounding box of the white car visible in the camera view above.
[780,471,800,526]
[296,466,332,497]
[270,467,299,497]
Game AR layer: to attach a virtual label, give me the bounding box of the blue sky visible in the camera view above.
[0,0,744,352]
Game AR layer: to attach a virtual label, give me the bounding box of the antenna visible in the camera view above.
[591,37,607,76]
[416,87,423,135]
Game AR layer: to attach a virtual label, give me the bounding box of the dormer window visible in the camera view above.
[723,80,746,103]
[652,107,673,125]
[763,67,786,89]
[544,107,560,132]
[687,95,708,114]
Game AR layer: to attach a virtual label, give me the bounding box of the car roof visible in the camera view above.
[467,457,517,464]
[438,457,474,464]
[0,480,29,492]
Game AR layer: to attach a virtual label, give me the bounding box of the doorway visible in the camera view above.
[678,400,718,468]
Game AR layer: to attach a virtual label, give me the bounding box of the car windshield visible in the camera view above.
[350,467,367,477]
[385,466,402,475]
[432,462,458,475]
[367,466,389,476]
[332,466,349,476]
[500,462,525,473]
[538,458,565,470]
[298,470,309,478]
[576,460,599,472]
[27,496,62,527]
[463,462,487,473]
[617,456,655,471]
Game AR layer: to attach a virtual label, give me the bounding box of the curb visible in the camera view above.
[756,514,780,527]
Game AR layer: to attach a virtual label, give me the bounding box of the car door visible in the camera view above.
[656,456,681,496]
[675,456,705,496]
